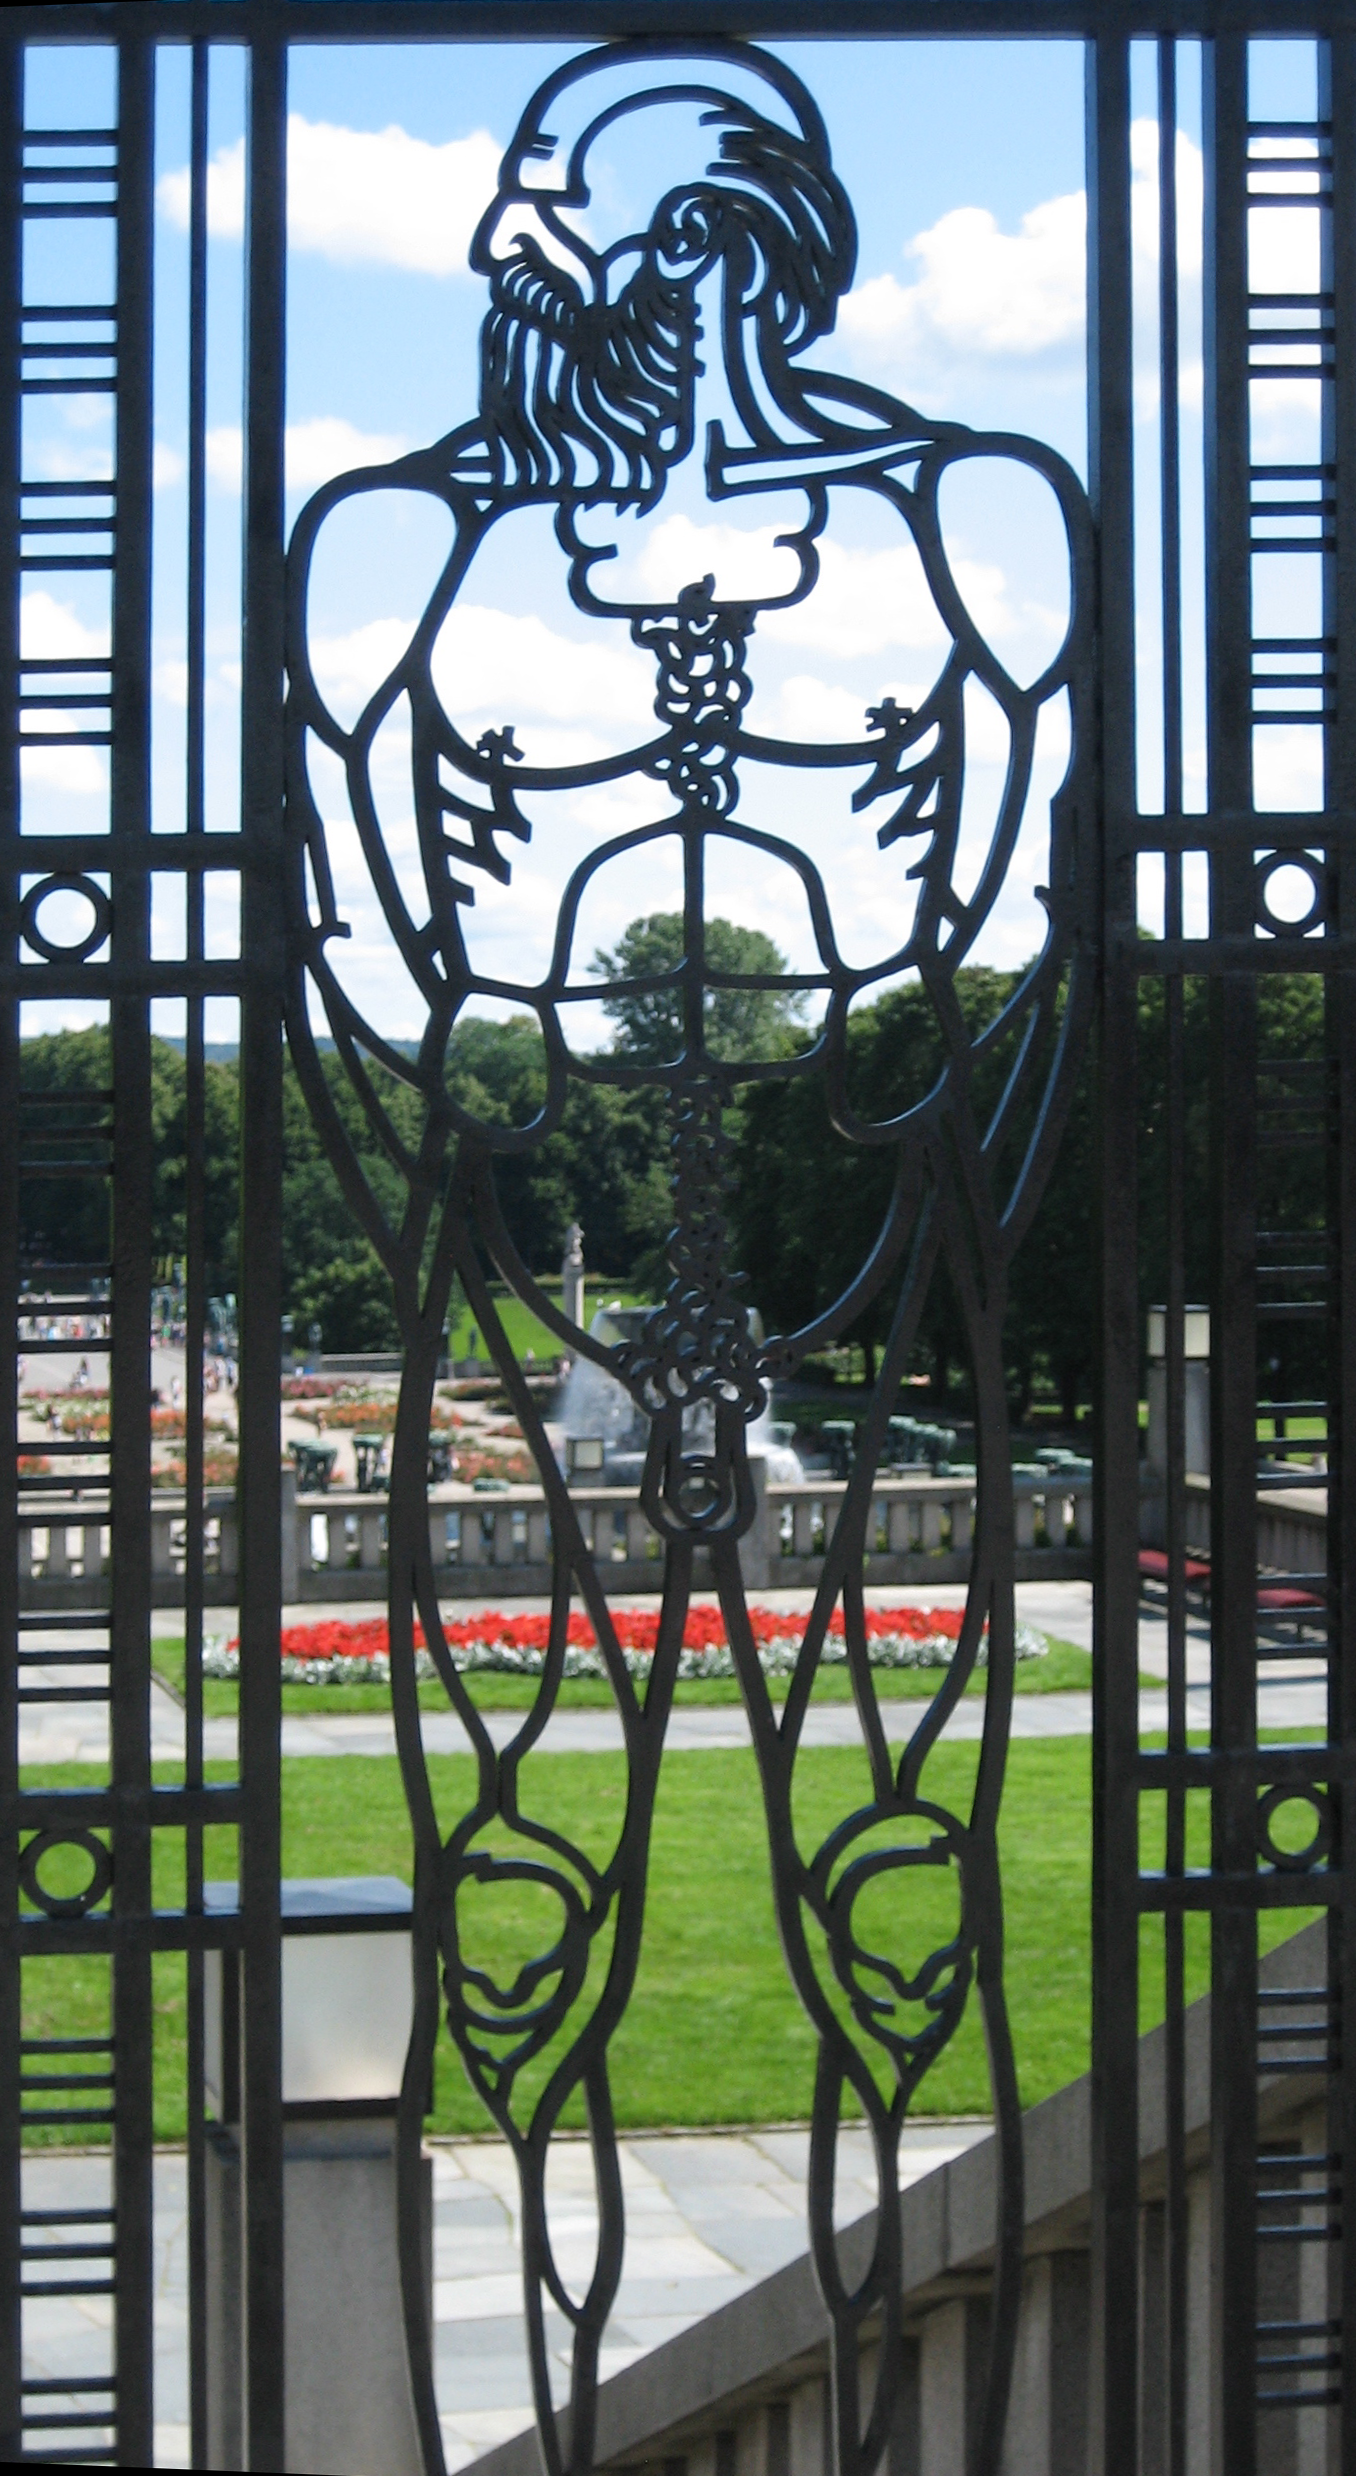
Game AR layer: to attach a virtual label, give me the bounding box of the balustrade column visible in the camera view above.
[887,1496,914,1554]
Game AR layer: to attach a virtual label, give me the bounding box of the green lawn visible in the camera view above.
[20,1734,1315,2146]
[153,1633,1098,1716]
[447,1286,648,1364]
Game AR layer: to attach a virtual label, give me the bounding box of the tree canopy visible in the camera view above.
[591,912,807,1065]
[18,938,1327,1415]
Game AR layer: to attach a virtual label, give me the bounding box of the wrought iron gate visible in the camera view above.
[0,9,1349,2476]
[1091,29,1356,2468]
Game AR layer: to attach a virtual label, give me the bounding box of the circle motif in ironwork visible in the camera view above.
[1255,1782,1330,1873]
[1253,852,1326,939]
[20,874,112,965]
[19,1827,113,1917]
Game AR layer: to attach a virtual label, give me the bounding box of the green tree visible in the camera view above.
[18,1028,238,1287]
[731,969,1026,1392]
[591,912,807,1066]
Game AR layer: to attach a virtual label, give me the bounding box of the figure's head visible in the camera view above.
[469,43,857,506]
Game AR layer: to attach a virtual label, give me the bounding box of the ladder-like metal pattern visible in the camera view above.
[1091,30,1356,2470]
[0,38,284,2469]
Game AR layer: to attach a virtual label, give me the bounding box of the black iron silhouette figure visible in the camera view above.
[286,40,1094,2476]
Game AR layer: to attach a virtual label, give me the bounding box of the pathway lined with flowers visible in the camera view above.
[15,1581,1331,1764]
[212,1598,1051,1689]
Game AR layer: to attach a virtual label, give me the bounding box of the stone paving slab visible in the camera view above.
[22,2124,988,2468]
[428,2122,989,2472]
[19,1668,1330,1766]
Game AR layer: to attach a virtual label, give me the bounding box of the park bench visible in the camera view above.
[352,1432,388,1494]
[1138,1544,1327,1655]
[290,1440,336,1493]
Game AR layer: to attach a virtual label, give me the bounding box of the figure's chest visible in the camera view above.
[428,493,950,772]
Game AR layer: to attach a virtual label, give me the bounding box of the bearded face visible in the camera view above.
[472,95,857,512]
[478,233,700,509]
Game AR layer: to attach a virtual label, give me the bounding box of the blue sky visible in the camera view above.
[21,37,1325,1041]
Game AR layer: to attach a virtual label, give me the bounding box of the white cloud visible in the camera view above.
[633,511,809,608]
[431,605,652,735]
[1129,117,1204,277]
[307,617,414,719]
[840,193,1085,378]
[838,121,1206,406]
[304,603,653,746]
[202,418,408,495]
[153,441,184,490]
[760,536,952,660]
[286,418,409,489]
[158,117,501,277]
[205,428,241,490]
[770,672,926,744]
[154,658,188,708]
[20,590,105,662]
[24,442,112,486]
[19,593,108,796]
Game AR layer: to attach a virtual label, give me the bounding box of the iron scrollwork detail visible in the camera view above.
[285,39,1094,2476]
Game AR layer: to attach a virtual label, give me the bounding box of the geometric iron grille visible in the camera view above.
[0,31,284,2471]
[0,13,1351,2476]
[1090,29,1356,2476]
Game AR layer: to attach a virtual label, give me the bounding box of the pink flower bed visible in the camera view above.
[203,1604,1046,1686]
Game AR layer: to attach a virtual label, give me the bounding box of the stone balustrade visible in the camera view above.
[14,1461,1094,1610]
[1180,1469,1328,1575]
[462,1921,1330,2476]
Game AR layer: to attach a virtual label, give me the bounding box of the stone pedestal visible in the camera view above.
[205,2112,432,2476]
[1143,1359,1211,1542]
[736,1454,770,1592]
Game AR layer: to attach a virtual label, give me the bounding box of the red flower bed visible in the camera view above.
[267,1603,965,1663]
[205,1598,1032,1687]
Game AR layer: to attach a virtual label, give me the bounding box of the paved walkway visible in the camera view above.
[24,2124,989,2469]
[17,1582,1329,1765]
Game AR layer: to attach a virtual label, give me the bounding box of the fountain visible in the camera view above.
[555,1302,805,1485]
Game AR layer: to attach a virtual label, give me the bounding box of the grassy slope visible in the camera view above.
[19,1737,1312,2144]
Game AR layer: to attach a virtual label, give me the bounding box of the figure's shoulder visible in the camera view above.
[913,425,1091,539]
[290,421,497,563]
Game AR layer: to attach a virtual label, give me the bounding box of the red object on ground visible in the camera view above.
[1138,1548,1211,1585]
[248,1602,969,1664]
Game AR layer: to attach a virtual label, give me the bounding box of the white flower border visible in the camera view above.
[202,1622,1050,1688]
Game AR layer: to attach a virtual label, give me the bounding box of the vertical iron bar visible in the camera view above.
[1157,43,1189,2476]
[184,37,209,2471]
[1201,37,1259,2476]
[1160,39,1184,831]
[0,33,20,2467]
[237,30,287,2473]
[1087,31,1141,2476]
[109,37,157,2470]
[1321,31,1356,2465]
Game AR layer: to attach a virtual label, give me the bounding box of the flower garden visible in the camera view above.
[202,1602,1050,1687]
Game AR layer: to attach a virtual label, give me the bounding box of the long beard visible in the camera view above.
[479,245,697,507]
